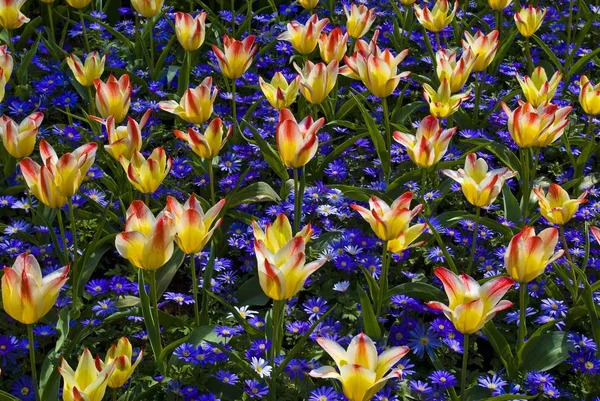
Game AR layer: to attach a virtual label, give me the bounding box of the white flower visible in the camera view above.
[251,357,272,378]
[227,305,258,320]
[333,281,350,292]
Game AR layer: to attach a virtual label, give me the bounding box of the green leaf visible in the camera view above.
[84,15,134,52]
[0,390,20,400]
[436,211,516,238]
[357,284,381,338]
[359,266,380,303]
[384,282,444,303]
[531,35,563,72]
[502,184,521,225]
[226,182,281,208]
[137,270,161,362]
[332,185,392,203]
[567,48,600,81]
[207,341,259,378]
[244,121,289,181]
[235,275,270,306]
[166,325,217,366]
[482,321,517,378]
[520,332,572,372]
[156,249,186,297]
[315,132,369,176]
[394,101,427,125]
[480,395,536,401]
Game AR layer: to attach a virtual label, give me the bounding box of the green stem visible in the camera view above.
[473,71,485,125]
[27,325,41,401]
[207,159,215,204]
[517,283,528,352]
[190,255,200,326]
[520,148,531,224]
[149,21,155,74]
[435,31,441,49]
[269,299,285,401]
[560,225,578,301]
[466,207,480,276]
[47,3,56,45]
[381,96,391,185]
[566,0,573,54]
[422,28,436,68]
[231,0,235,35]
[67,198,80,309]
[112,388,118,401]
[460,335,469,401]
[496,10,502,38]
[231,79,238,139]
[145,193,150,206]
[376,242,390,320]
[148,270,163,355]
[524,37,533,74]
[78,9,90,53]
[56,208,70,265]
[293,168,302,234]
[87,86,95,115]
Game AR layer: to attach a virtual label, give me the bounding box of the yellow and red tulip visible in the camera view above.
[164,195,225,255]
[462,30,499,72]
[0,0,29,29]
[159,77,217,124]
[2,253,69,324]
[174,118,232,160]
[427,267,514,334]
[393,115,457,168]
[174,12,207,51]
[0,45,13,81]
[211,35,257,80]
[514,6,546,37]
[94,74,132,124]
[59,348,116,401]
[298,0,318,10]
[66,51,105,87]
[591,226,600,245]
[252,213,313,254]
[533,183,587,225]
[276,108,325,168]
[387,223,427,254]
[517,67,562,107]
[318,28,349,63]
[505,226,564,283]
[105,337,144,388]
[0,112,44,159]
[501,101,571,148]
[423,78,470,118]
[400,0,416,4]
[131,0,163,18]
[119,147,172,194]
[278,14,329,55]
[294,60,339,105]
[350,193,423,241]
[259,72,301,110]
[414,0,458,32]
[435,48,477,92]
[442,153,517,207]
[115,200,176,270]
[344,3,376,39]
[65,0,91,8]
[90,109,150,161]
[578,75,600,115]
[0,68,5,102]
[309,333,409,401]
[488,0,512,10]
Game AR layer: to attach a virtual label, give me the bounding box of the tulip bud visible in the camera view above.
[90,109,150,161]
[427,267,514,334]
[131,0,164,18]
[0,68,6,103]
[211,35,257,80]
[276,108,324,168]
[65,0,92,8]
[59,348,116,401]
[174,118,232,160]
[294,60,339,105]
[259,72,301,110]
[442,153,517,207]
[488,0,512,10]
[387,223,427,254]
[94,74,132,124]
[344,3,376,39]
[462,30,499,72]
[0,112,44,159]
[423,79,470,118]
[66,52,105,87]
[159,77,217,124]
[414,0,458,32]
[436,48,477,92]
[174,12,207,52]
[505,227,564,283]
[400,0,416,4]
[119,147,172,194]
[0,45,13,81]
[578,75,600,115]
[252,213,313,254]
[298,0,318,10]
[501,101,571,148]
[517,67,562,107]
[278,14,329,55]
[105,337,144,388]
[393,115,457,168]
[0,0,29,29]
[514,6,546,37]
[2,253,69,324]
[318,28,348,63]
[533,184,587,226]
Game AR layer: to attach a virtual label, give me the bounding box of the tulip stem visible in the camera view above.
[381,96,391,185]
[190,254,200,326]
[269,299,285,401]
[422,28,436,69]
[112,388,117,401]
[293,168,303,234]
[435,32,441,50]
[376,242,390,320]
[566,0,574,54]
[473,71,485,125]
[148,270,162,355]
[149,22,155,74]
[460,334,469,401]
[466,207,480,276]
[520,148,531,224]
[68,198,80,310]
[27,325,41,401]
[56,209,70,265]
[86,86,95,115]
[47,3,56,45]
[207,160,216,204]
[518,283,528,352]
[231,79,238,140]
[524,37,533,74]
[145,193,150,206]
[560,225,578,301]
[78,9,90,53]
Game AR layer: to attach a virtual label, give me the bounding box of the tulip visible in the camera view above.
[59,348,116,401]
[427,267,514,334]
[90,109,151,161]
[2,253,69,324]
[462,30,499,72]
[0,45,13,81]
[174,118,232,160]
[0,68,5,102]
[159,77,217,124]
[309,333,409,401]
[65,0,91,8]
[174,12,206,52]
[350,193,423,241]
[294,60,339,105]
[442,153,517,207]
[119,147,172,194]
[488,0,512,10]
[66,52,105,87]
[517,67,562,107]
[254,234,326,300]
[344,3,376,39]
[164,195,225,255]
[276,108,324,168]
[501,101,571,148]
[393,115,457,168]
[342,48,410,98]
[591,226,600,245]
[530,105,571,148]
[0,112,44,159]
[105,337,144,388]
[414,0,458,32]
[252,213,313,254]
[423,79,470,118]
[318,28,348,63]
[259,72,301,110]
[94,74,132,124]
[339,30,384,79]
[514,6,546,37]
[278,14,329,55]
[211,35,257,80]
[435,48,477,92]
[505,227,564,283]
[131,0,163,18]
[298,0,318,10]
[578,75,600,115]
[400,0,416,4]
[0,0,29,29]
[387,223,427,254]
[115,200,175,270]
[533,183,588,225]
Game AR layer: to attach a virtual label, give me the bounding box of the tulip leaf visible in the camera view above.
[531,35,563,73]
[226,182,281,208]
[332,185,392,204]
[207,341,259,379]
[359,266,380,304]
[137,270,162,366]
[156,249,186,297]
[166,325,217,367]
[393,101,427,126]
[200,243,217,326]
[0,391,20,400]
[236,275,270,306]
[357,284,381,339]
[84,15,134,52]
[385,282,444,304]
[436,211,516,238]
[502,184,521,225]
[244,121,289,181]
[520,331,572,372]
[482,321,517,379]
